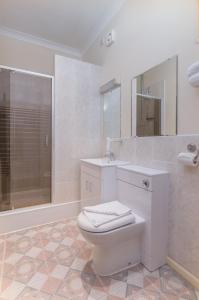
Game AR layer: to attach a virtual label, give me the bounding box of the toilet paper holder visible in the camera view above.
[187,144,199,163]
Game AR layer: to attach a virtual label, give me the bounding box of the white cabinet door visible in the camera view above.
[81,171,101,208]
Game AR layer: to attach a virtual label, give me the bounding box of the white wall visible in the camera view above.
[0,34,78,75]
[83,0,199,136]
[54,55,102,203]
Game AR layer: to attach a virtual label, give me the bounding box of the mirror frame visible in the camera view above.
[131,55,178,138]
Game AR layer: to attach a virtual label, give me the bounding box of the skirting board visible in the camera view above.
[167,257,199,290]
[0,201,80,235]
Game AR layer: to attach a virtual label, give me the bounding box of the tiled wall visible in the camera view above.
[113,135,199,278]
[54,55,102,203]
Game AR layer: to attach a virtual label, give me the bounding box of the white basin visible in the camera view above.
[80,158,129,167]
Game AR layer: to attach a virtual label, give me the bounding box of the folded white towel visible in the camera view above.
[187,61,199,78]
[83,210,133,227]
[83,201,131,217]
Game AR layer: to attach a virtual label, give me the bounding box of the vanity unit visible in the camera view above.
[80,158,128,208]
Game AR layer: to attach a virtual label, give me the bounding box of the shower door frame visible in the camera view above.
[0,64,55,209]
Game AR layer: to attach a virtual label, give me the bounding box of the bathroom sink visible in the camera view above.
[80,158,129,167]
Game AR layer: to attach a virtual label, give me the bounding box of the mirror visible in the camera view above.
[101,80,121,138]
[132,56,177,137]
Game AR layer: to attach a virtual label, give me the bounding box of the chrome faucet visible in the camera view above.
[105,137,124,162]
[105,150,115,162]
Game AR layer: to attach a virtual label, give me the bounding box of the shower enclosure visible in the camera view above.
[0,66,53,212]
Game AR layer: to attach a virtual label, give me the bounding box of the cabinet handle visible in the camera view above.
[142,179,150,188]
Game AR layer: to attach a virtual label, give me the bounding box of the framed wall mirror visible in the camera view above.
[100,79,121,138]
[132,56,178,137]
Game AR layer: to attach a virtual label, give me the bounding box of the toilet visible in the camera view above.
[78,164,169,276]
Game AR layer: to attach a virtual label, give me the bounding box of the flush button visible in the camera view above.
[142,179,150,188]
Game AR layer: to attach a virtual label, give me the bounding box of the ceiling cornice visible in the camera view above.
[0,26,82,59]
[0,0,127,59]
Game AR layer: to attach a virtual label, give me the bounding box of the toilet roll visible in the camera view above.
[177,152,198,167]
[188,72,199,87]
[187,61,199,78]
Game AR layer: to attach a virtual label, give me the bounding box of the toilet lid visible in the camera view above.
[78,211,136,233]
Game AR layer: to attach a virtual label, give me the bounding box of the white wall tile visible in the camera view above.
[117,135,199,278]
[54,56,102,204]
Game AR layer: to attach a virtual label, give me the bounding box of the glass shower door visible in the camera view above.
[0,69,11,211]
[0,67,52,211]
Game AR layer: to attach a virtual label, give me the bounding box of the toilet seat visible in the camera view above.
[78,211,136,233]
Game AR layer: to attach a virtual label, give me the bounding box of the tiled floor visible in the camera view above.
[0,218,198,300]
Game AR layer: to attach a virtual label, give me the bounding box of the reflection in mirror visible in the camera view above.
[101,80,121,138]
[134,56,177,137]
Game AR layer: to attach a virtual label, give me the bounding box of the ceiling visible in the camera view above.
[0,0,126,57]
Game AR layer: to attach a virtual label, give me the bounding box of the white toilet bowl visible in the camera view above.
[78,164,169,276]
[78,211,145,276]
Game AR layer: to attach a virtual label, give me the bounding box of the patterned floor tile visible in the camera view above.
[143,267,160,278]
[49,228,65,243]
[93,275,112,293]
[13,236,34,254]
[57,269,95,300]
[71,257,87,271]
[61,237,74,247]
[45,241,59,252]
[110,269,128,283]
[107,296,123,300]
[51,264,69,280]
[26,246,41,258]
[7,256,43,283]
[5,253,23,265]
[0,277,13,294]
[144,276,161,292]
[127,269,144,288]
[51,244,76,266]
[16,286,51,300]
[38,260,57,275]
[88,288,108,300]
[51,295,67,300]
[126,285,161,300]
[41,276,62,294]
[159,265,197,299]
[0,280,25,300]
[27,272,48,290]
[108,279,127,298]
[0,218,197,300]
